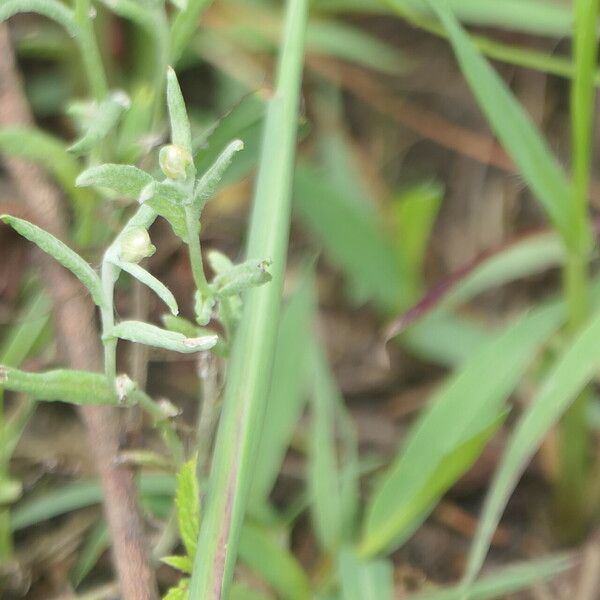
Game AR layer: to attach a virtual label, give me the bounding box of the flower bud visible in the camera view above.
[159,144,193,180]
[119,227,156,263]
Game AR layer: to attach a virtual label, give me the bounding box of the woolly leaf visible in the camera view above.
[77,163,154,198]
[1,215,106,308]
[110,321,217,353]
[139,181,189,241]
[166,67,192,153]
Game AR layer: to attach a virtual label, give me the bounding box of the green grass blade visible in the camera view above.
[571,0,600,251]
[248,269,314,509]
[361,303,564,557]
[11,474,175,531]
[407,554,574,600]
[188,0,309,596]
[463,306,600,587]
[0,215,106,308]
[169,0,214,64]
[430,2,575,247]
[238,522,311,600]
[338,548,394,600]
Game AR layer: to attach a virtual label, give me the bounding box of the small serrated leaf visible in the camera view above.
[110,320,217,353]
[139,181,189,241]
[77,164,154,198]
[161,555,193,574]
[163,579,190,600]
[68,91,131,156]
[116,260,179,315]
[1,215,106,308]
[175,457,201,558]
[166,67,193,154]
[193,140,244,211]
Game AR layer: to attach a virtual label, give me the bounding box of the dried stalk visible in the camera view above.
[0,23,158,600]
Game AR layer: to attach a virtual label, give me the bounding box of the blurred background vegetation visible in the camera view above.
[1,0,599,598]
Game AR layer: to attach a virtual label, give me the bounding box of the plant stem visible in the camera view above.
[188,0,309,597]
[185,206,211,298]
[74,0,108,102]
[557,0,599,538]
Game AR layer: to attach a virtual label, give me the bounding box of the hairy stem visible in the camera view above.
[185,205,211,298]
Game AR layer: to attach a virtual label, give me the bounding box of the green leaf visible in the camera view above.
[190,0,309,594]
[361,302,565,557]
[309,343,345,553]
[109,321,217,353]
[175,457,200,559]
[11,474,175,531]
[68,91,131,155]
[166,66,192,153]
[238,522,311,600]
[294,162,405,312]
[162,555,193,574]
[0,127,97,241]
[338,547,393,600]
[161,314,200,338]
[306,19,409,74]
[139,181,189,241]
[163,578,190,600]
[249,271,314,508]
[213,258,272,297]
[463,305,600,587]
[116,260,179,315]
[430,2,576,248]
[193,139,245,211]
[0,366,120,406]
[0,215,106,308]
[76,163,154,198]
[0,0,77,35]
[70,521,110,587]
[408,554,574,600]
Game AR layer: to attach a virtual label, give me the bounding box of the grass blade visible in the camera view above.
[407,554,574,600]
[338,547,394,600]
[463,306,600,587]
[430,2,575,248]
[361,303,564,556]
[189,0,309,596]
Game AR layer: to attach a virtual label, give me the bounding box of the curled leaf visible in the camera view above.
[109,320,218,353]
[0,0,77,36]
[214,259,272,297]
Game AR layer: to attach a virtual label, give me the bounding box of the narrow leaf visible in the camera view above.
[76,163,154,198]
[162,554,193,574]
[463,306,600,586]
[1,215,106,308]
[0,366,118,406]
[193,139,244,211]
[361,303,564,557]
[431,2,575,246]
[238,523,311,600]
[110,320,217,353]
[410,554,574,600]
[166,66,192,153]
[117,260,179,315]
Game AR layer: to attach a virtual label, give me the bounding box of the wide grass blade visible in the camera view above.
[430,2,576,249]
[189,0,309,596]
[463,306,600,586]
[238,522,311,600]
[361,303,564,557]
[338,547,394,600]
